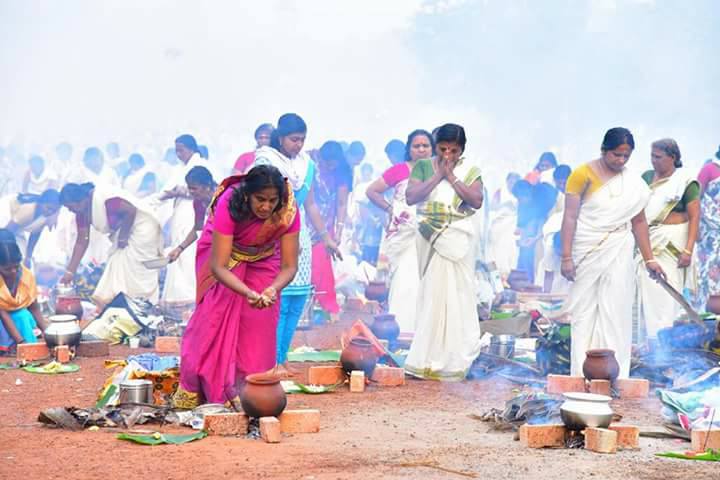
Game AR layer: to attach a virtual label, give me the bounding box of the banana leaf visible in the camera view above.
[656,449,720,462]
[117,431,207,445]
[282,380,338,394]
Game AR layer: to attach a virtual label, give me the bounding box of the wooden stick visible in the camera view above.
[397,460,478,478]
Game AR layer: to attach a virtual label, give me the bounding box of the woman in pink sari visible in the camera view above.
[174,165,300,409]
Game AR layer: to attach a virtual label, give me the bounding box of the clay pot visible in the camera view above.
[707,295,720,315]
[240,373,287,418]
[582,349,620,381]
[55,295,84,319]
[340,337,378,376]
[365,281,389,303]
[507,270,530,291]
[370,314,400,344]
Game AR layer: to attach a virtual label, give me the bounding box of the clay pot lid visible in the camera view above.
[349,337,373,347]
[585,348,615,356]
[245,372,282,385]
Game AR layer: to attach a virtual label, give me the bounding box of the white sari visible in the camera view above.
[487,186,518,275]
[636,170,698,339]
[377,164,419,334]
[564,169,649,378]
[161,154,205,304]
[405,159,483,381]
[91,186,164,304]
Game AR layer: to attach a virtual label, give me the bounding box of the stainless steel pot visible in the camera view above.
[44,314,82,349]
[489,334,516,358]
[118,379,154,404]
[560,392,614,431]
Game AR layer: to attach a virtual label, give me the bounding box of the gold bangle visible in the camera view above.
[645,259,658,265]
[682,248,693,256]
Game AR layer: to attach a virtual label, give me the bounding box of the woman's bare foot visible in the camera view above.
[274,363,296,378]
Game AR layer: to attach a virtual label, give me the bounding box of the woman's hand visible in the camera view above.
[561,258,576,281]
[60,271,74,285]
[646,261,667,282]
[246,290,262,307]
[438,158,455,179]
[167,247,183,263]
[259,287,278,307]
[677,252,692,268]
[323,234,343,261]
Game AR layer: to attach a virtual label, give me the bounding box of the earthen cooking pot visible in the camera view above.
[240,373,287,418]
[582,349,620,381]
[365,281,388,303]
[340,337,378,376]
[507,269,530,291]
[370,314,400,344]
[55,293,83,319]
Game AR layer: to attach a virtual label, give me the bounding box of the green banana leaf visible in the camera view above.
[96,384,117,408]
[117,431,207,445]
[656,449,720,462]
[287,350,341,362]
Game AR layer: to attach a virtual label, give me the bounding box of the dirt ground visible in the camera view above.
[0,316,717,480]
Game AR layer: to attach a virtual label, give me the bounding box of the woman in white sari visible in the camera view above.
[159,135,207,305]
[636,139,700,339]
[59,183,163,306]
[366,129,434,334]
[561,128,665,379]
[405,123,484,381]
[487,173,521,276]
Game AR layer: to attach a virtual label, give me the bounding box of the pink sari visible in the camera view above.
[179,176,300,404]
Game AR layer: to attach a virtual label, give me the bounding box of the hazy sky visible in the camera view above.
[1,0,718,182]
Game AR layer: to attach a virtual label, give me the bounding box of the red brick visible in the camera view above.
[203,413,249,436]
[278,409,320,434]
[546,374,586,394]
[350,371,365,393]
[588,379,611,396]
[518,424,567,448]
[155,336,181,353]
[76,340,109,357]
[306,365,346,385]
[615,378,649,399]
[691,428,720,452]
[370,365,405,386]
[608,424,640,449]
[259,417,281,443]
[584,427,617,454]
[16,342,50,362]
[55,345,71,363]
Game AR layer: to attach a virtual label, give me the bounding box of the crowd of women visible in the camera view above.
[1,119,719,408]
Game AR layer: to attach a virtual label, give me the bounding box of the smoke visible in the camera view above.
[1,0,718,187]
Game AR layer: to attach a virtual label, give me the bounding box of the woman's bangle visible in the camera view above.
[178,244,185,251]
[561,257,573,262]
[682,248,693,256]
[644,258,658,266]
[452,178,461,186]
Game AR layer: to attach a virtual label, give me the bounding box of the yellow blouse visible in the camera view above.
[565,164,605,199]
